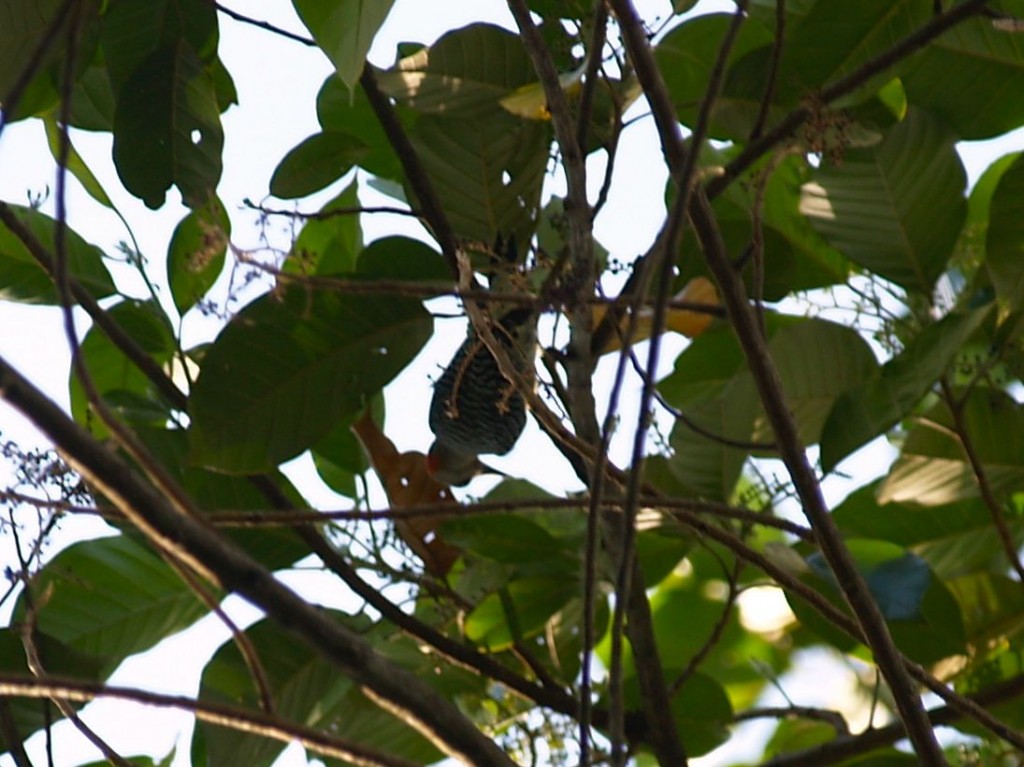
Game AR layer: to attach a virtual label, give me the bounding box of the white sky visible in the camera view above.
[1,1,1023,765]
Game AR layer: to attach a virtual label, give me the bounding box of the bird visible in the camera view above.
[426,240,538,486]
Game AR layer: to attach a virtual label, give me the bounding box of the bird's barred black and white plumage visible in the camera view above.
[426,239,537,486]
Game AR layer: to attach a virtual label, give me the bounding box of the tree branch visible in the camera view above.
[608,0,948,761]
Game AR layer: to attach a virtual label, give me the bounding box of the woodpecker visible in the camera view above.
[427,241,537,486]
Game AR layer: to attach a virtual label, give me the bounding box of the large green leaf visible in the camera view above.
[787,539,966,664]
[833,485,1024,579]
[986,153,1024,311]
[0,0,103,121]
[12,535,208,673]
[728,316,879,447]
[654,12,774,139]
[293,0,395,92]
[167,196,230,314]
[193,615,448,767]
[111,41,224,209]
[268,132,368,200]
[100,0,218,93]
[0,204,115,303]
[663,316,874,498]
[820,304,992,471]
[411,110,549,243]
[69,299,177,436]
[800,108,967,294]
[903,17,1024,139]
[376,23,536,118]
[675,153,850,299]
[766,0,929,101]
[947,572,1024,647]
[188,287,431,473]
[878,388,1024,506]
[135,427,310,570]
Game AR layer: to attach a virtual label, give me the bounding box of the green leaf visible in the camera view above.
[954,151,1019,269]
[800,108,967,294]
[13,536,207,673]
[955,639,1024,736]
[317,76,406,180]
[820,304,992,471]
[0,0,65,103]
[661,325,752,500]
[356,236,450,283]
[411,111,549,244]
[269,131,368,199]
[194,615,445,767]
[663,316,875,498]
[833,484,1024,579]
[43,114,116,209]
[442,515,571,565]
[136,427,310,569]
[770,0,929,102]
[878,388,1024,506]
[728,316,880,447]
[293,0,396,92]
[69,300,177,436]
[0,204,115,303]
[465,577,579,651]
[986,153,1024,311]
[168,196,230,314]
[283,182,364,276]
[654,13,774,138]
[609,671,732,758]
[763,719,835,760]
[112,42,224,209]
[189,288,431,473]
[376,24,537,118]
[675,153,849,299]
[788,540,966,664]
[947,572,1024,646]
[100,0,218,93]
[808,549,930,621]
[903,17,1024,139]
[310,411,371,498]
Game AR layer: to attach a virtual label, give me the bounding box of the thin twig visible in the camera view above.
[209,2,315,46]
[0,672,420,767]
[160,554,276,713]
[245,198,421,220]
[940,379,1024,582]
[734,704,849,736]
[749,0,786,141]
